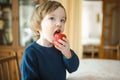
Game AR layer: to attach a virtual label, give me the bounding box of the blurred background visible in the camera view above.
[0,0,120,80]
[0,0,120,59]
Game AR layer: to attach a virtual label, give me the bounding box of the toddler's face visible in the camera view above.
[40,7,66,44]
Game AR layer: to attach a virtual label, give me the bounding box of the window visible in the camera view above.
[82,1,103,45]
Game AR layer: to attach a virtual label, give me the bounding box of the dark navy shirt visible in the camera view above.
[20,41,79,80]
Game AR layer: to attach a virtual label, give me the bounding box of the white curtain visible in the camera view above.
[62,0,82,58]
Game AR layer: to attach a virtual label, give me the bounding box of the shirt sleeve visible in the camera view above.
[20,49,40,80]
[63,50,80,73]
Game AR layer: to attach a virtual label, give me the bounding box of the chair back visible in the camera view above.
[0,51,21,80]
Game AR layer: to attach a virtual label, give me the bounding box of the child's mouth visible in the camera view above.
[54,29,61,36]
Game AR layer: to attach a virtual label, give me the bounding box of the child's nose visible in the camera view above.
[56,22,62,28]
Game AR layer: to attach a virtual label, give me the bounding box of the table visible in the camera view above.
[67,59,120,80]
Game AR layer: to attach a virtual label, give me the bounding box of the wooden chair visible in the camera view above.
[0,51,21,80]
[83,44,99,58]
[101,41,120,60]
[104,43,119,59]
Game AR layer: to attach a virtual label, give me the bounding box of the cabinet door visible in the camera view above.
[100,0,120,59]
[0,0,13,45]
[103,1,120,45]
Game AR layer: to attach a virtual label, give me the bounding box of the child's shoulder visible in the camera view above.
[23,42,37,55]
[23,42,38,58]
[25,42,35,50]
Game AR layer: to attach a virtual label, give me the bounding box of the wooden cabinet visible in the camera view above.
[0,1,12,45]
[0,0,37,58]
[0,0,38,79]
[0,0,20,60]
[99,0,120,60]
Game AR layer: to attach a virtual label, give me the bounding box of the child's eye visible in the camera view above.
[49,17,55,20]
[61,19,65,23]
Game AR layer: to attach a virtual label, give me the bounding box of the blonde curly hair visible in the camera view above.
[30,1,66,40]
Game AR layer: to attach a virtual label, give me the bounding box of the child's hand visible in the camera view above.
[54,37,72,59]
